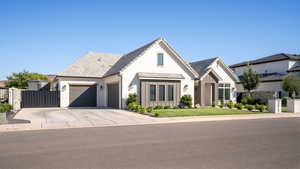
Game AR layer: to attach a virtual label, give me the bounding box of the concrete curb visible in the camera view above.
[0,113,299,133]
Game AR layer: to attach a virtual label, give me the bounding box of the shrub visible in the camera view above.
[154,105,163,109]
[163,106,170,109]
[128,102,139,111]
[173,106,179,109]
[126,93,138,105]
[154,112,160,117]
[0,103,13,113]
[139,106,146,113]
[282,97,288,107]
[146,107,153,113]
[227,100,233,109]
[256,104,266,112]
[212,102,216,107]
[220,101,224,108]
[235,103,244,110]
[180,95,192,108]
[134,104,142,112]
[245,104,254,111]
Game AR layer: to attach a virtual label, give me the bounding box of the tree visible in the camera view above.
[242,63,260,96]
[6,70,49,89]
[282,74,300,98]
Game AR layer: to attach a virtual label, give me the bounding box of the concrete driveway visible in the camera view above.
[13,108,157,129]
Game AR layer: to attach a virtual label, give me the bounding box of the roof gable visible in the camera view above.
[190,57,218,78]
[104,38,198,78]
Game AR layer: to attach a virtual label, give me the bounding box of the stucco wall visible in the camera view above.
[233,60,290,76]
[98,75,121,108]
[211,61,237,102]
[120,42,195,108]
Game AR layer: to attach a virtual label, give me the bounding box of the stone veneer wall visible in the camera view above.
[8,88,22,110]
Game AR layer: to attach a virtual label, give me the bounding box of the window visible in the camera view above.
[218,84,231,101]
[157,53,164,66]
[159,85,165,101]
[168,85,174,101]
[150,85,156,101]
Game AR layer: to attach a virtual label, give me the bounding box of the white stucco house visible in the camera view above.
[53,37,238,109]
[230,53,300,99]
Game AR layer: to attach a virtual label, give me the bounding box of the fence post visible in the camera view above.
[8,88,21,110]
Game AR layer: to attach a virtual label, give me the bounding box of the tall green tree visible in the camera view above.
[242,63,260,96]
[6,70,49,89]
[282,74,300,98]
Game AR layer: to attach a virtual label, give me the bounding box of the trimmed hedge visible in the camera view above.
[0,103,13,113]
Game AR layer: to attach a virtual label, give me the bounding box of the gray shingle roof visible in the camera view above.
[230,53,300,68]
[189,57,218,78]
[59,52,123,77]
[104,38,159,77]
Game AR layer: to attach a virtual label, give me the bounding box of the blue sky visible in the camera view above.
[0,0,299,79]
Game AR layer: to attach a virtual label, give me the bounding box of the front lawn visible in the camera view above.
[153,107,270,117]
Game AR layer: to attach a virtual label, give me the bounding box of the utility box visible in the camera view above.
[268,99,282,113]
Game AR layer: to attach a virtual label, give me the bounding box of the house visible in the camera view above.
[230,53,300,99]
[190,58,239,106]
[54,37,237,108]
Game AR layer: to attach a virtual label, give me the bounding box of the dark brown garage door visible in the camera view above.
[107,83,119,108]
[69,85,97,107]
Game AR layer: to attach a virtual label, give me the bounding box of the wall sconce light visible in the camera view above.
[62,85,66,92]
[184,84,188,91]
[100,85,103,90]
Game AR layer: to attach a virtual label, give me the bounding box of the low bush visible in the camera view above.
[173,106,179,109]
[241,95,263,105]
[220,101,224,108]
[146,107,153,113]
[154,112,160,117]
[128,102,138,111]
[282,97,288,107]
[126,93,138,105]
[154,105,163,109]
[139,106,146,113]
[0,103,13,113]
[245,104,254,111]
[227,100,233,109]
[180,95,192,108]
[163,106,170,109]
[211,102,216,107]
[235,103,244,110]
[256,104,266,112]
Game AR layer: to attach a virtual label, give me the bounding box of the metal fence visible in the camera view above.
[21,90,60,108]
[0,88,8,103]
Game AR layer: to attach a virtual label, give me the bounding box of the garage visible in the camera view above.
[69,85,97,107]
[107,83,119,108]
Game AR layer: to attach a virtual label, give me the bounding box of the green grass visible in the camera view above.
[153,107,270,117]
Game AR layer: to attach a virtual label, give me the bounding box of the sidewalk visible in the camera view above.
[0,112,299,132]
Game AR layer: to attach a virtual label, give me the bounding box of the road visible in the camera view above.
[0,118,299,169]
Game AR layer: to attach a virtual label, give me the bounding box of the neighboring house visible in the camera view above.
[190,58,239,106]
[0,80,8,88]
[54,37,237,109]
[230,53,300,98]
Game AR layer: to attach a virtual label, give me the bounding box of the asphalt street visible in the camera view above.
[0,118,299,169]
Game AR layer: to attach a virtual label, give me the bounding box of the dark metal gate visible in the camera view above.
[21,90,60,108]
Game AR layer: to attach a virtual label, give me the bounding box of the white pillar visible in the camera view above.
[287,99,300,113]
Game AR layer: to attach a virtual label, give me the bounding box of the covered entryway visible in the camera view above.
[107,83,119,108]
[195,71,220,106]
[69,85,97,107]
